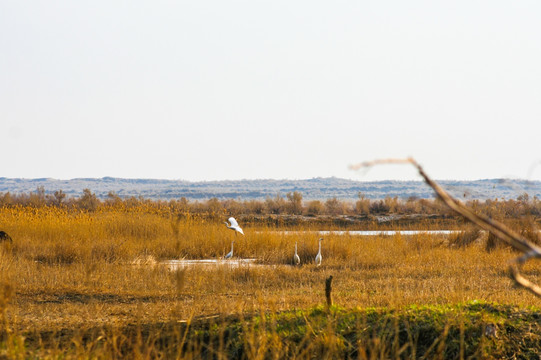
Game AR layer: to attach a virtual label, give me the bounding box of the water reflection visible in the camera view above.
[162,258,267,271]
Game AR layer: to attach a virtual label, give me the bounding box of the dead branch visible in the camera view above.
[350,158,541,297]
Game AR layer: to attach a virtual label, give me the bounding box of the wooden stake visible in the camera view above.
[325,275,333,308]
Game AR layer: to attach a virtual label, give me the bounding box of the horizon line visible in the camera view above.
[0,176,536,183]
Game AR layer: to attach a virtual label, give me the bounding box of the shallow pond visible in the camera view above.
[267,230,459,236]
[162,258,272,271]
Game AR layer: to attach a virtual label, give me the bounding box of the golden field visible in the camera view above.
[1,200,541,358]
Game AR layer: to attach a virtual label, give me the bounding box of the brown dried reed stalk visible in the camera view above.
[350,157,541,297]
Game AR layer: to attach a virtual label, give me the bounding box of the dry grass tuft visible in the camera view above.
[448,225,484,248]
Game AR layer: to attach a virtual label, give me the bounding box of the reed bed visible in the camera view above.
[1,206,540,358]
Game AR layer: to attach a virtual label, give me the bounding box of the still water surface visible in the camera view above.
[269,230,458,236]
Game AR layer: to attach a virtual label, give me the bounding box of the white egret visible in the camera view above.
[315,238,323,266]
[225,217,244,236]
[294,241,301,265]
[224,240,235,259]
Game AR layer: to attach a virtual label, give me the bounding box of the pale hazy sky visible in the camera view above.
[1,1,540,182]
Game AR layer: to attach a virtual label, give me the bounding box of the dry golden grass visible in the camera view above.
[0,207,539,325]
[1,205,540,357]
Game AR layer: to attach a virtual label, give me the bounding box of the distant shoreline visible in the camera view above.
[1,177,539,201]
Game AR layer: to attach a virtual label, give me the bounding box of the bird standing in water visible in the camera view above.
[225,240,235,259]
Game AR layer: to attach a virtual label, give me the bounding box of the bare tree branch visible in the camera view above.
[350,158,541,297]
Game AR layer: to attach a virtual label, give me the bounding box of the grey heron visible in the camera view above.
[224,240,234,259]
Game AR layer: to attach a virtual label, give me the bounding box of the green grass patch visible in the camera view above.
[3,301,541,359]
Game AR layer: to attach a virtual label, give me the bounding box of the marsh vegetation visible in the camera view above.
[0,193,540,358]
